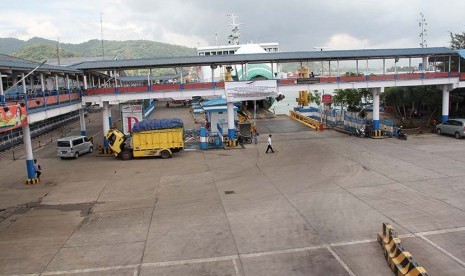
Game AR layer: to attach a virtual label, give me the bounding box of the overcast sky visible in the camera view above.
[1,0,464,52]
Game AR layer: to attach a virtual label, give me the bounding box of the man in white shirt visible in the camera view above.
[266,134,274,153]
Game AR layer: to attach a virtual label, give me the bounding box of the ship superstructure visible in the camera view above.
[197,14,280,82]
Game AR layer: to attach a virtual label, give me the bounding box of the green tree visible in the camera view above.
[422,87,442,124]
[343,72,363,77]
[13,43,77,62]
[383,86,442,127]
[383,87,409,125]
[332,88,372,113]
[449,32,465,49]
[309,90,321,106]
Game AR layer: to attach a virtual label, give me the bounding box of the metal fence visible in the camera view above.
[295,107,394,136]
[0,111,80,152]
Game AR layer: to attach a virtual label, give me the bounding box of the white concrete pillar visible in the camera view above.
[66,75,70,89]
[102,101,110,147]
[372,87,381,130]
[114,70,118,87]
[29,74,34,92]
[79,108,87,136]
[442,85,450,122]
[211,66,215,83]
[21,73,27,94]
[365,59,369,75]
[22,124,36,179]
[54,74,59,90]
[422,56,428,71]
[227,97,235,140]
[40,73,45,91]
[83,75,88,90]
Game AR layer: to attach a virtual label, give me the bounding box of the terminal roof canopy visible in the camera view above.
[456,49,465,59]
[70,47,458,71]
[1,47,461,75]
[0,54,81,74]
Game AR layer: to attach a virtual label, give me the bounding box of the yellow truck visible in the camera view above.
[106,119,184,160]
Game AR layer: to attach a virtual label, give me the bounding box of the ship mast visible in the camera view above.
[227,14,241,45]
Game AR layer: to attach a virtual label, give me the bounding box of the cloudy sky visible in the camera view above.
[1,0,464,51]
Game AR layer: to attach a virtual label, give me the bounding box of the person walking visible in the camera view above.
[266,134,274,153]
[34,159,42,180]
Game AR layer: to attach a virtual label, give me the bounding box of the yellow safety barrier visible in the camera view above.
[98,146,113,154]
[26,178,39,185]
[371,129,384,138]
[289,110,323,131]
[228,139,237,147]
[377,223,428,276]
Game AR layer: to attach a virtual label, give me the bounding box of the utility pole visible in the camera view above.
[100,12,105,60]
[56,37,61,66]
[418,13,428,48]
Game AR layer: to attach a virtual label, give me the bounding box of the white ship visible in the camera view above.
[197,14,280,82]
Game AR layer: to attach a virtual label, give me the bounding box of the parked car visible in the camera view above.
[435,119,465,139]
[57,136,93,159]
[363,105,385,112]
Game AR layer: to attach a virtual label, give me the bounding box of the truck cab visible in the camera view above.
[106,129,131,159]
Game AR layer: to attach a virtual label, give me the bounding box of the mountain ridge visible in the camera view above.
[0,37,197,62]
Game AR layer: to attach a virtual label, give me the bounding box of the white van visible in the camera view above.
[57,136,93,159]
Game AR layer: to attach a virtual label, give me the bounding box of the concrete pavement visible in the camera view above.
[0,105,465,275]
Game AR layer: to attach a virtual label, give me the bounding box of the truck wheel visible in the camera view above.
[74,152,79,159]
[121,151,133,160]
[455,132,461,139]
[160,150,171,159]
[437,128,442,135]
[89,146,93,153]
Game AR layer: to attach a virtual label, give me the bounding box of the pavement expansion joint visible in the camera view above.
[8,226,465,276]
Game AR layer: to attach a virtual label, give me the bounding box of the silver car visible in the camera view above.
[436,119,465,139]
[57,136,93,159]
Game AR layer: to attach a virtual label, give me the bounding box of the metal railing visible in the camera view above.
[0,111,80,152]
[83,72,462,96]
[4,89,82,113]
[289,110,323,130]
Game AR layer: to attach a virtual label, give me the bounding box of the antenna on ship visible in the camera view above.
[227,14,242,45]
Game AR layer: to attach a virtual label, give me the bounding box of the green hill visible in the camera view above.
[0,37,197,62]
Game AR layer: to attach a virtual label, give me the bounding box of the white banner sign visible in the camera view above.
[121,104,143,135]
[225,80,277,101]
